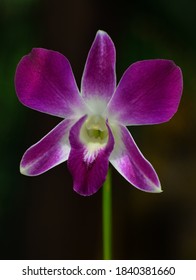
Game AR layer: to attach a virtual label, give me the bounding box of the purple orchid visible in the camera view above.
[15,30,183,196]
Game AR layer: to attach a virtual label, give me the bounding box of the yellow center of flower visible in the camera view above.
[80,115,108,146]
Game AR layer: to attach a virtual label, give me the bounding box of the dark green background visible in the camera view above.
[0,0,195,259]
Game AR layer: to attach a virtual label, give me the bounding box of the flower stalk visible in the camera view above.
[102,168,112,260]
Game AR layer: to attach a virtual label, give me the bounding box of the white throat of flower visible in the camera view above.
[80,115,109,163]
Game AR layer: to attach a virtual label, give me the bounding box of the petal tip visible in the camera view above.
[135,183,162,193]
[152,186,163,193]
[20,160,33,176]
[20,164,29,176]
[73,186,97,197]
[148,180,162,193]
[97,29,107,36]
[138,184,162,193]
[96,30,112,42]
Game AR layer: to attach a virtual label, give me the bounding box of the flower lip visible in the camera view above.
[67,115,114,196]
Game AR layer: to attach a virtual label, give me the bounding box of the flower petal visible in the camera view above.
[20,119,74,176]
[81,30,116,113]
[109,124,161,192]
[15,48,85,118]
[108,60,183,125]
[67,116,114,196]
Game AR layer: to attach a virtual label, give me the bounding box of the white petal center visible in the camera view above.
[80,115,108,145]
[79,115,109,164]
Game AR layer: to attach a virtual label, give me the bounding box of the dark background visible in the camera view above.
[0,0,195,259]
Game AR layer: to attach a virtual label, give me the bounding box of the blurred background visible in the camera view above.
[0,0,195,259]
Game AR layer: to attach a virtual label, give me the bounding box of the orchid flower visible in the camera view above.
[15,30,183,196]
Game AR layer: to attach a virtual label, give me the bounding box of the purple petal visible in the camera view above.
[67,116,114,196]
[81,31,116,111]
[20,119,74,176]
[15,48,85,118]
[110,124,161,192]
[108,60,183,125]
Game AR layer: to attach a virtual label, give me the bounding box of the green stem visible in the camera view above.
[102,168,112,260]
